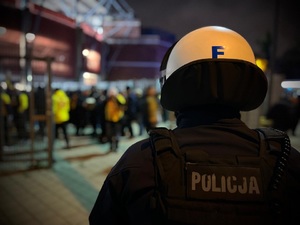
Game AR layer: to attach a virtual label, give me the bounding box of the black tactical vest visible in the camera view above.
[149,127,291,225]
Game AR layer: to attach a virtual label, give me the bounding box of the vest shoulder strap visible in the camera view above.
[255,127,291,191]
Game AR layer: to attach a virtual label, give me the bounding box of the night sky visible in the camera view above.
[126,0,300,59]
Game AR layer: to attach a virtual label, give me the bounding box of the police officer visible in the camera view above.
[89,26,300,225]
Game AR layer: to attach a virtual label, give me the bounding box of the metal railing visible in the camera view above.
[0,56,54,175]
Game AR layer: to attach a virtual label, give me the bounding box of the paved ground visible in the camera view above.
[0,129,147,225]
[0,123,299,225]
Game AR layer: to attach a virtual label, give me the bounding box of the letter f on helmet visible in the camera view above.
[212,46,224,58]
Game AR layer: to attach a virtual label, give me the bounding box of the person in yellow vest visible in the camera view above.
[18,91,29,113]
[52,89,70,149]
[10,88,29,141]
[142,86,160,132]
[104,87,126,152]
[1,87,11,145]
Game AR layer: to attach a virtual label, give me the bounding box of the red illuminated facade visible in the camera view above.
[0,1,175,82]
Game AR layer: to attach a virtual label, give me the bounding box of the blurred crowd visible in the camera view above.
[0,84,166,151]
[1,83,299,151]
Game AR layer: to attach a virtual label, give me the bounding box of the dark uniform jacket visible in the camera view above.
[89,110,300,225]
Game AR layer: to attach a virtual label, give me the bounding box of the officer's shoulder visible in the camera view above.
[107,138,152,177]
[120,138,152,160]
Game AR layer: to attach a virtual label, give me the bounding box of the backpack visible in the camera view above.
[148,127,291,225]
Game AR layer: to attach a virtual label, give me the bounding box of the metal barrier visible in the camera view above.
[0,56,54,175]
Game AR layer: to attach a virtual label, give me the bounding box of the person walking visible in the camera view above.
[121,86,138,138]
[89,26,300,225]
[266,97,293,132]
[0,86,11,145]
[69,90,87,136]
[34,86,46,137]
[142,85,160,132]
[10,88,29,141]
[104,87,126,152]
[52,88,70,149]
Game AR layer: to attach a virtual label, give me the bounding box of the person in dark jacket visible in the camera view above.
[121,86,138,138]
[266,97,293,132]
[89,26,300,225]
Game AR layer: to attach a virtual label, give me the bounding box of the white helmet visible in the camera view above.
[160,26,268,111]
